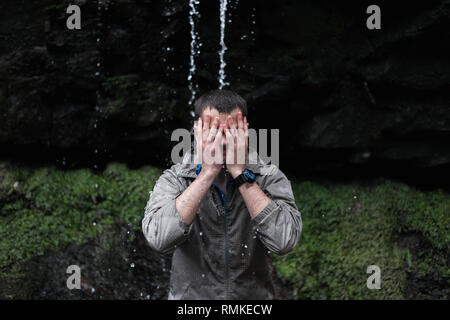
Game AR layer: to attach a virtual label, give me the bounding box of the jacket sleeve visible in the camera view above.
[251,166,302,255]
[142,168,193,254]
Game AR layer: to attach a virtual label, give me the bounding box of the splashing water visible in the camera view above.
[188,0,201,112]
[92,0,104,175]
[92,0,111,174]
[218,0,229,89]
[251,6,256,41]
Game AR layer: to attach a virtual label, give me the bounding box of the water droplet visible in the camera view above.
[92,221,96,226]
[199,232,203,236]
[201,274,205,278]
[130,263,135,268]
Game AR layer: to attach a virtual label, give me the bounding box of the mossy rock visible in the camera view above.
[273,180,449,299]
[0,162,448,299]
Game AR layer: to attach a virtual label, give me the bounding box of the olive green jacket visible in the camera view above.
[142,151,302,300]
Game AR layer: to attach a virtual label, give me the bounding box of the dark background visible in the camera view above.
[1,0,449,188]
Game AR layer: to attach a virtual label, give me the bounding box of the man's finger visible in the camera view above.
[194,118,201,141]
[214,126,225,162]
[225,128,236,164]
[215,124,224,146]
[227,115,236,130]
[195,117,203,137]
[237,112,244,129]
[224,127,233,143]
[203,114,211,130]
[194,118,203,163]
[207,116,220,142]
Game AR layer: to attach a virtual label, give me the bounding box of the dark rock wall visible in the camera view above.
[1,0,449,186]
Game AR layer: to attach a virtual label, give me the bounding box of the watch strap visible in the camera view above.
[233,169,255,187]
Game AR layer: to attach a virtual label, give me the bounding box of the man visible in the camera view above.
[142,89,302,299]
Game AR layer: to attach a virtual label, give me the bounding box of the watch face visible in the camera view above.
[244,170,255,181]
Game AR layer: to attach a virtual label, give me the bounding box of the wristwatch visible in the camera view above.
[233,169,256,187]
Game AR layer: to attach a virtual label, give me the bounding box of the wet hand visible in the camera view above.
[194,115,224,178]
[224,112,248,178]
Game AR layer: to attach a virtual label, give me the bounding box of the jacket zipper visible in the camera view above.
[212,184,230,300]
[222,182,236,300]
[196,164,231,299]
[222,208,230,300]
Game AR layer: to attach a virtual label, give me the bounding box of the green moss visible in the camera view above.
[0,162,160,271]
[1,162,448,299]
[273,179,450,299]
[43,3,68,12]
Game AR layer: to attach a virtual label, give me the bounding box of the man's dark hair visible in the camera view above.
[194,89,248,119]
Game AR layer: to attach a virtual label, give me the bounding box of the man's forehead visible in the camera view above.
[201,106,240,119]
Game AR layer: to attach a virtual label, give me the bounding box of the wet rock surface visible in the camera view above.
[2,223,172,299]
[0,0,449,187]
[2,222,288,300]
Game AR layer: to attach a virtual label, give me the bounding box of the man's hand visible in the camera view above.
[224,112,270,219]
[225,111,249,178]
[175,115,223,226]
[194,114,223,178]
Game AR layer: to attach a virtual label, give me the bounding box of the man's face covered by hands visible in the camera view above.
[194,106,249,177]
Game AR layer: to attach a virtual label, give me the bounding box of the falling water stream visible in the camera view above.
[218,0,229,89]
[188,0,201,113]
[186,0,235,105]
